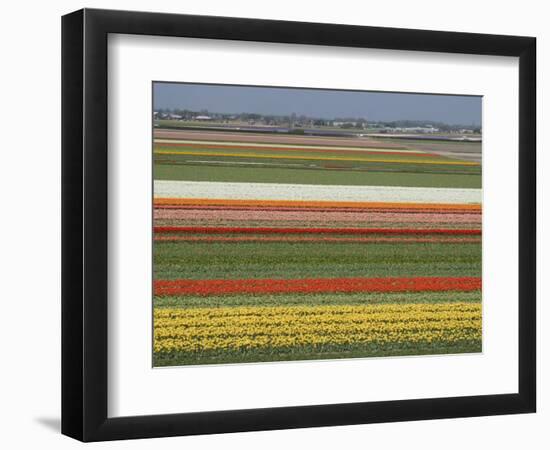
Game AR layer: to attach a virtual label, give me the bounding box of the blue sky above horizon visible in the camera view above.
[153,82,481,126]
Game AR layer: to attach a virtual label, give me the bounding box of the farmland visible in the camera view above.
[153,128,482,366]
[153,133,481,188]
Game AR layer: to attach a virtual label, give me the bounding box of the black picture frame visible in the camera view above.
[62,8,536,442]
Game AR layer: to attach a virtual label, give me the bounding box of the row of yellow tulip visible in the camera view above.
[154,302,481,353]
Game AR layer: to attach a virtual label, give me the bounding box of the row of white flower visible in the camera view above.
[154,180,481,204]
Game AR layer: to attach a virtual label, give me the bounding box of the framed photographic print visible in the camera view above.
[62,8,536,441]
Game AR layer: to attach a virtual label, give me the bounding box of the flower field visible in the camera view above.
[154,303,481,354]
[154,276,481,296]
[153,130,482,366]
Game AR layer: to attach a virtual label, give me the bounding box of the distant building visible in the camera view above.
[333,121,357,127]
[195,115,212,120]
[381,126,439,134]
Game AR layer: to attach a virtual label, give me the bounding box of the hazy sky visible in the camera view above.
[153,82,481,126]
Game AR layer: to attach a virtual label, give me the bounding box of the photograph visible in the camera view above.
[152,83,482,367]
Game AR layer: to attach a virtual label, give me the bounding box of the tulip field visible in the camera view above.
[153,129,482,366]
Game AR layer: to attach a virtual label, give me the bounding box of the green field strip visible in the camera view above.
[154,262,481,280]
[154,290,482,308]
[153,339,482,366]
[153,163,481,188]
[153,241,481,280]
